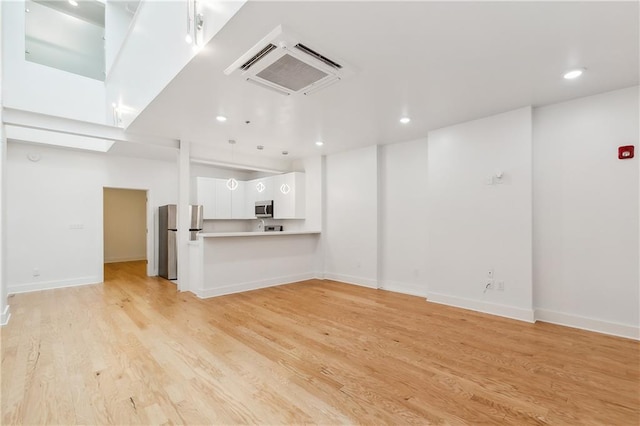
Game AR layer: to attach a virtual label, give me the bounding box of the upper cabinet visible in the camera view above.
[247,176,274,206]
[273,172,306,219]
[196,172,305,220]
[196,177,216,219]
[197,177,250,219]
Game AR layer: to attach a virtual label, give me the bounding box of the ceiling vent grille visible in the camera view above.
[225,26,353,96]
[240,43,277,71]
[294,43,342,70]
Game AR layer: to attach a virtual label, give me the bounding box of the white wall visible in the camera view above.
[25,1,105,81]
[6,142,178,293]
[533,86,639,338]
[379,139,429,296]
[105,1,135,76]
[103,188,147,263]
[426,107,534,322]
[324,145,378,288]
[2,0,106,124]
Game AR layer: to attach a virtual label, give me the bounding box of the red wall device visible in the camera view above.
[618,145,634,159]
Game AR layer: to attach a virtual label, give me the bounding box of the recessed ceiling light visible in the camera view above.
[315,141,324,146]
[68,0,78,6]
[25,8,30,12]
[185,34,193,44]
[400,117,411,124]
[563,68,585,80]
[216,115,227,122]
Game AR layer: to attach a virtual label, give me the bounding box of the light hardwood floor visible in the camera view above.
[1,261,638,425]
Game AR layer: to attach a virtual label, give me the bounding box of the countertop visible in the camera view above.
[198,230,321,238]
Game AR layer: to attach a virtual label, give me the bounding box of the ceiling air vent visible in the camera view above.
[240,43,277,71]
[294,43,342,70]
[224,25,353,96]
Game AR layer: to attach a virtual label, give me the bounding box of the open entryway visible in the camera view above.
[103,188,148,265]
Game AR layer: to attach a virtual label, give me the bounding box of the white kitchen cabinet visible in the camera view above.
[196,177,217,219]
[197,177,248,219]
[247,176,274,206]
[273,172,305,219]
[231,180,251,219]
[197,173,304,220]
[215,179,232,219]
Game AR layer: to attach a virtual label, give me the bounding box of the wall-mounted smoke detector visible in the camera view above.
[224,25,353,96]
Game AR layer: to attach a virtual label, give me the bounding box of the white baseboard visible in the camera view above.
[380,280,427,297]
[427,291,535,323]
[323,272,378,289]
[535,308,639,340]
[8,276,102,295]
[1,305,10,326]
[194,272,320,299]
[104,257,146,264]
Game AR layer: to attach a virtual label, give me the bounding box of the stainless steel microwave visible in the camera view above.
[255,200,273,218]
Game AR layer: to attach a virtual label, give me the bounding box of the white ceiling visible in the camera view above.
[127,1,639,161]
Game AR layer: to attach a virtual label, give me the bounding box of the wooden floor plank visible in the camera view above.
[1,261,639,425]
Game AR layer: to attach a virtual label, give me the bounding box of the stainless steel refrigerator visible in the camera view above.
[158,204,203,280]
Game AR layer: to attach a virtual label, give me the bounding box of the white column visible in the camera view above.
[177,139,191,291]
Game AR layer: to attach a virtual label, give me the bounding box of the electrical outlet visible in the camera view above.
[497,281,505,291]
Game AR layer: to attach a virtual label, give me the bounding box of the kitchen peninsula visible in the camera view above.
[188,230,321,298]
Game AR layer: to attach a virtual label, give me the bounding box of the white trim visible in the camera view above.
[380,280,427,297]
[535,308,639,341]
[1,305,11,326]
[426,291,535,323]
[193,272,320,299]
[8,276,101,295]
[103,256,147,264]
[323,273,377,289]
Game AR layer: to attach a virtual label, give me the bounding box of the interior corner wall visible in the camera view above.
[103,188,147,263]
[324,145,378,288]
[378,138,429,296]
[426,107,534,322]
[533,86,639,338]
[6,142,178,294]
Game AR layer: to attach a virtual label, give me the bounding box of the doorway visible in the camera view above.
[103,188,148,265]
